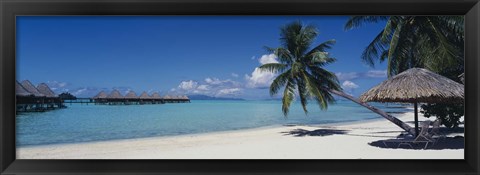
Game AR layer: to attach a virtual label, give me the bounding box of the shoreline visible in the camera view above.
[17,111,464,159]
[17,112,404,149]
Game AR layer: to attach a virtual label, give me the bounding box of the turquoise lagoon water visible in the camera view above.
[16,100,411,147]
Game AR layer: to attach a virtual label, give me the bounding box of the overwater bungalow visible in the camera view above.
[16,80,64,112]
[137,91,162,104]
[124,91,138,105]
[92,90,177,105]
[102,90,125,105]
[163,94,190,103]
[93,91,108,104]
[139,91,150,99]
[21,80,45,97]
[93,91,108,99]
[151,92,162,99]
[36,83,63,110]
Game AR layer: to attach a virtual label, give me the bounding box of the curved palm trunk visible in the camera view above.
[327,89,415,135]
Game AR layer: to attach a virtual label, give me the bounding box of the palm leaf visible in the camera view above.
[344,16,389,30]
[258,63,288,73]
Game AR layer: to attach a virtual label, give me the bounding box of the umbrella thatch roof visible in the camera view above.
[21,80,45,97]
[107,89,124,99]
[150,92,162,99]
[16,81,32,96]
[359,68,464,103]
[458,73,465,84]
[125,91,138,99]
[94,91,108,99]
[139,91,150,99]
[36,83,56,97]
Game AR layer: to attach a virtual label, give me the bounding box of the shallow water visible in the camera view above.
[16,100,411,147]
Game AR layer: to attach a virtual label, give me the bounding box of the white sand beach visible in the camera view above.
[17,112,464,159]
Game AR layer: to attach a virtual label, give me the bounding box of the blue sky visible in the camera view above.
[17,16,388,99]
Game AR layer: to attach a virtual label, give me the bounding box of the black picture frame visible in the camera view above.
[1,0,479,174]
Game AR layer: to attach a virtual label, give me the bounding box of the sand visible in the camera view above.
[16,112,464,159]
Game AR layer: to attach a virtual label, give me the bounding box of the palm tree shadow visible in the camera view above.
[369,136,464,150]
[282,128,349,137]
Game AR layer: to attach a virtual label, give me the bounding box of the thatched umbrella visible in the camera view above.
[36,83,56,97]
[93,91,108,99]
[125,91,138,99]
[21,80,45,97]
[16,81,32,96]
[107,89,124,99]
[458,73,465,84]
[359,68,464,136]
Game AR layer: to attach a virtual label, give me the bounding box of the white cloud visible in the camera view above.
[342,80,359,90]
[259,54,279,65]
[366,70,387,78]
[335,72,359,81]
[245,54,280,89]
[216,88,242,96]
[71,88,87,96]
[45,81,71,93]
[204,77,241,87]
[231,73,239,78]
[245,68,277,89]
[171,78,243,97]
[197,85,210,91]
[205,78,223,85]
[178,80,198,91]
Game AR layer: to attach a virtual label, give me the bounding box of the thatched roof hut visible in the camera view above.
[36,83,56,97]
[21,80,45,97]
[359,68,464,104]
[107,89,124,99]
[16,81,32,96]
[139,91,150,99]
[163,95,172,99]
[125,91,138,99]
[180,95,189,100]
[93,91,108,99]
[359,68,464,136]
[150,92,162,99]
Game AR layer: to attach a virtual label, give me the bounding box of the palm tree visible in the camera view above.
[259,21,415,134]
[344,16,464,77]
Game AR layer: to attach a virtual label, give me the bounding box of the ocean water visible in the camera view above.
[16,100,411,147]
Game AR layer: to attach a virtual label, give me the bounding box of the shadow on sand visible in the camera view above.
[369,136,464,150]
[282,128,349,137]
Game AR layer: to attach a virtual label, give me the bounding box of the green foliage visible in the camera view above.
[420,67,464,129]
[59,92,77,100]
[346,16,465,129]
[259,21,341,117]
[345,16,464,77]
[420,103,464,128]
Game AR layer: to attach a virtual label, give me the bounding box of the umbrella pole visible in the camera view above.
[414,102,419,137]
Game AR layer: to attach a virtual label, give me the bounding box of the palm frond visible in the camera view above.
[296,77,309,114]
[361,29,389,67]
[269,70,291,96]
[258,63,288,73]
[264,46,294,64]
[281,77,296,116]
[344,16,389,30]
